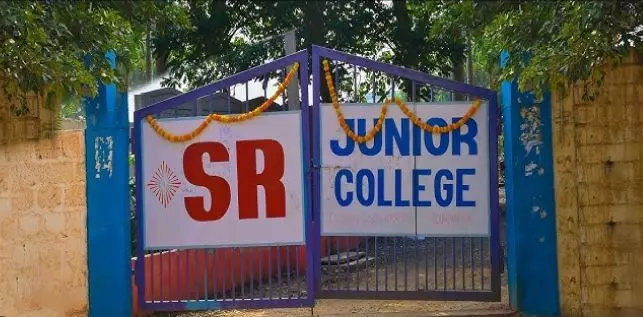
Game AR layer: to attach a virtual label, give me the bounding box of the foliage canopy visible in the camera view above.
[0,0,186,117]
[153,0,470,103]
[2,0,642,120]
[431,0,643,98]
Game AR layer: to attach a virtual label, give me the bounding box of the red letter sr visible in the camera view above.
[236,140,286,219]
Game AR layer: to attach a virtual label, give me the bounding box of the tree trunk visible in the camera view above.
[303,1,331,102]
[155,53,167,77]
[453,58,466,101]
[466,37,474,86]
[392,0,420,100]
[145,25,153,81]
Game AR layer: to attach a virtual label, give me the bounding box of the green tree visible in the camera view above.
[0,1,187,123]
[431,0,643,99]
[382,0,469,101]
[153,1,474,103]
[154,0,393,102]
[154,1,479,100]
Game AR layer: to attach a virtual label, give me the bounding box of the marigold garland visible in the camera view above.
[323,61,390,144]
[146,63,300,143]
[322,59,482,144]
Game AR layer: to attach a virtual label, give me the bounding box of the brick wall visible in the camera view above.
[553,50,643,316]
[0,96,88,316]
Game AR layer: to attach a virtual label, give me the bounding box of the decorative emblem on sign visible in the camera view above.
[147,161,182,208]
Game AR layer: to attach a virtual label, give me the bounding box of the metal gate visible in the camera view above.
[310,46,501,301]
[133,46,501,313]
[133,50,315,312]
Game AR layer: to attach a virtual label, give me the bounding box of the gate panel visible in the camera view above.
[311,46,501,301]
[133,51,315,312]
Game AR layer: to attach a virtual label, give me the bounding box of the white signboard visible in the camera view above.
[320,102,490,236]
[141,112,305,249]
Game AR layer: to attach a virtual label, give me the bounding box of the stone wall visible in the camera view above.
[553,50,643,316]
[0,88,58,144]
[0,96,88,316]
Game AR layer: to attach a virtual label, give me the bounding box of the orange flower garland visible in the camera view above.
[394,97,481,134]
[322,59,482,143]
[148,59,482,145]
[323,60,390,144]
[147,63,300,143]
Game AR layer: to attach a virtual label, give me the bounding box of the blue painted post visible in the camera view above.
[501,52,560,316]
[84,51,132,316]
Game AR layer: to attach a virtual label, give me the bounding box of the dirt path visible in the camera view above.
[173,281,509,317]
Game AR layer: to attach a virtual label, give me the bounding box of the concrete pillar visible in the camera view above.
[84,51,132,316]
[501,51,560,316]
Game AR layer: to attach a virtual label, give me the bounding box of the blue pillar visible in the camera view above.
[501,52,560,316]
[84,51,132,316]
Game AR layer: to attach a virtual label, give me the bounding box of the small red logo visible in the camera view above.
[147,161,182,208]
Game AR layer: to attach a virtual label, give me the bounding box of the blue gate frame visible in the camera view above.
[133,50,315,312]
[311,46,501,301]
